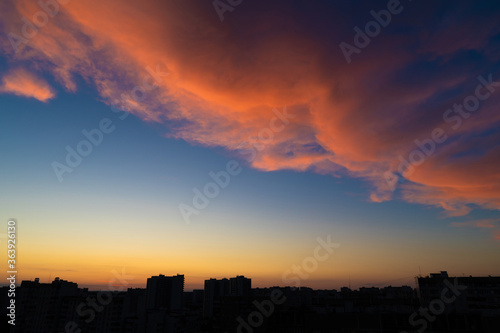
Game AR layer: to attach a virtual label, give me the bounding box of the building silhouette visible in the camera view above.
[230,275,251,297]
[203,278,230,318]
[3,271,500,332]
[146,274,184,311]
[145,274,186,332]
[202,275,251,319]
[13,277,84,332]
[416,271,500,331]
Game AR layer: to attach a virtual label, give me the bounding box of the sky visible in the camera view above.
[1,0,500,291]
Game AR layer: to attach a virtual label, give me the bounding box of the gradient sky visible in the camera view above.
[1,0,500,291]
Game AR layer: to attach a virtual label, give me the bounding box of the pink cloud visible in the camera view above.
[450,219,500,229]
[0,68,55,102]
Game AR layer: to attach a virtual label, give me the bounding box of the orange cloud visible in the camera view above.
[0,68,55,102]
[1,0,500,221]
[449,219,500,242]
[450,219,499,229]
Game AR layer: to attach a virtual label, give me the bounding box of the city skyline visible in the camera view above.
[6,271,499,332]
[8,270,498,292]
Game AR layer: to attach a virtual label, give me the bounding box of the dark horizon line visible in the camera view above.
[4,271,499,292]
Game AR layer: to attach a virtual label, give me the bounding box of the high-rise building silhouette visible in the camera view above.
[203,278,230,318]
[203,275,251,319]
[230,275,251,296]
[146,274,184,311]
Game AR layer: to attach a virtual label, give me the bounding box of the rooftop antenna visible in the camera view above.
[418,266,422,276]
[349,275,351,289]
